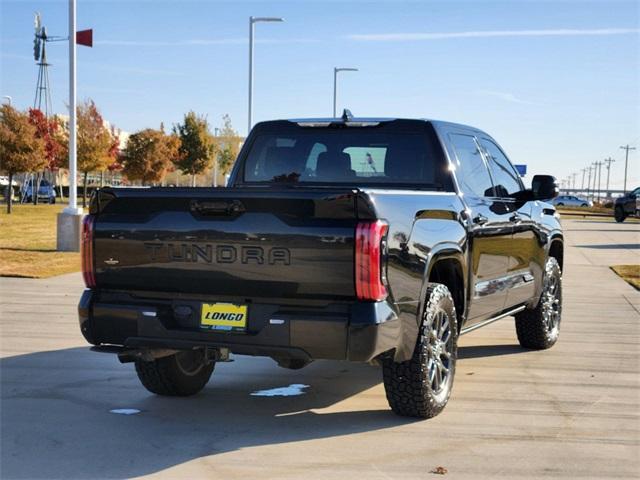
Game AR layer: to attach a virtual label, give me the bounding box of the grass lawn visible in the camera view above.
[611,265,640,291]
[0,202,81,278]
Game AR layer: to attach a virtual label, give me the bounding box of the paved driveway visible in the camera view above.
[1,218,638,479]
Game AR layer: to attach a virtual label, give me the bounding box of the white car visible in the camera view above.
[552,195,592,207]
[0,176,18,187]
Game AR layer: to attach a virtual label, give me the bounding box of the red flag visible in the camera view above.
[76,29,93,47]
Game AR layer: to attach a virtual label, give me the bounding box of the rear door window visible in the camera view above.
[449,133,494,197]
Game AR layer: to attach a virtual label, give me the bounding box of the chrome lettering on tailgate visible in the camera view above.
[144,243,291,265]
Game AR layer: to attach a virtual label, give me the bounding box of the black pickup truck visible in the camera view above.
[79,114,563,418]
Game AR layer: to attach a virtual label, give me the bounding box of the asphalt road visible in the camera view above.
[1,218,638,479]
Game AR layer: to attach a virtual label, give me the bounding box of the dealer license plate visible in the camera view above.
[200,303,247,332]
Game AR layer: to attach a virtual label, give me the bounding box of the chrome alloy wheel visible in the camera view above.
[426,310,453,396]
[541,272,561,336]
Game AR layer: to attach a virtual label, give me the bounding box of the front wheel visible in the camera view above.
[515,257,562,350]
[614,206,626,223]
[382,284,458,419]
[135,350,214,396]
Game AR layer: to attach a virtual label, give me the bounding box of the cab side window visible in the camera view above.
[479,139,522,197]
[450,134,494,197]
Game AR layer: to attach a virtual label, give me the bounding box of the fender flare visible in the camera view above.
[416,242,467,327]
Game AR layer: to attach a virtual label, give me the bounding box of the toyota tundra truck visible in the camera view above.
[79,113,563,418]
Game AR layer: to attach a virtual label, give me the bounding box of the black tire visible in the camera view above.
[556,203,564,206]
[134,350,214,396]
[614,206,626,223]
[49,197,56,204]
[515,257,562,350]
[382,283,458,419]
[580,203,588,207]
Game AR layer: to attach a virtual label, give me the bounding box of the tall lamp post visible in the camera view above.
[248,16,284,135]
[333,67,358,117]
[66,0,79,216]
[56,0,87,251]
[2,96,11,105]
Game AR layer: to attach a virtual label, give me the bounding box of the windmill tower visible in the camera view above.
[33,13,53,116]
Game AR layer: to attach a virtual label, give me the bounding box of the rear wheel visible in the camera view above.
[135,350,214,396]
[515,257,562,350]
[556,202,564,206]
[580,203,588,207]
[614,206,626,223]
[382,284,458,418]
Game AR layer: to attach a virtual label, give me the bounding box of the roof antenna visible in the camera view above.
[341,109,353,122]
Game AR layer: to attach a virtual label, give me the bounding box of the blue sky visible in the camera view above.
[1,0,638,188]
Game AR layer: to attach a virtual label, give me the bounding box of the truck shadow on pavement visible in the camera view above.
[575,243,639,249]
[458,344,525,359]
[1,347,414,479]
[1,343,526,478]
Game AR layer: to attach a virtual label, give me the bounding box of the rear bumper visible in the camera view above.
[79,289,411,362]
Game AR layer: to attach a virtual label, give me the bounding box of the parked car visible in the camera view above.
[552,195,592,207]
[78,114,563,418]
[21,178,56,204]
[0,175,18,200]
[614,187,640,222]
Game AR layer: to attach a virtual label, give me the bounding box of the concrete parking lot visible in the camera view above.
[1,217,638,479]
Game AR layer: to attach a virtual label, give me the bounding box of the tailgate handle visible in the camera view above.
[190,200,245,216]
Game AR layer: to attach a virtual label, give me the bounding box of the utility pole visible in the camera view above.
[581,168,587,192]
[595,160,603,203]
[619,144,636,193]
[604,157,615,196]
[572,172,577,190]
[586,165,592,199]
[591,162,598,201]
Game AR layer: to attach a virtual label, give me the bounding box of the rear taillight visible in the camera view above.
[355,220,389,301]
[81,215,96,288]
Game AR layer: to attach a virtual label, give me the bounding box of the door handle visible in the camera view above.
[472,214,488,225]
[510,213,522,223]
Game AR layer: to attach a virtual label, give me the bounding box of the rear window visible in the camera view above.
[241,123,449,188]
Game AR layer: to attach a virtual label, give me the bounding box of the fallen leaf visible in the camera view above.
[431,466,448,475]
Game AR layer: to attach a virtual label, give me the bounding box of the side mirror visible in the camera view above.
[531,175,559,200]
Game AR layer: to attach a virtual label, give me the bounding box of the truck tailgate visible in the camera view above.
[92,188,363,300]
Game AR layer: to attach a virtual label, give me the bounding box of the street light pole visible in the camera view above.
[65,0,79,215]
[333,67,358,117]
[2,95,11,106]
[619,144,636,193]
[56,0,82,252]
[247,16,284,136]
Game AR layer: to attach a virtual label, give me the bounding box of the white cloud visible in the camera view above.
[477,90,535,105]
[347,28,640,42]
